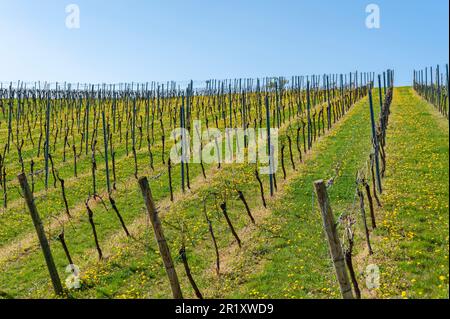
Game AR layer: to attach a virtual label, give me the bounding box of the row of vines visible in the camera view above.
[0,71,383,298]
[413,64,449,119]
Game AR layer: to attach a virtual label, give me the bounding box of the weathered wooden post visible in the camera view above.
[313,180,354,299]
[180,96,186,193]
[378,74,383,113]
[368,89,382,194]
[326,76,332,130]
[44,94,51,189]
[437,65,441,113]
[446,64,449,118]
[85,90,90,155]
[138,177,183,299]
[306,80,312,150]
[102,111,111,194]
[6,86,12,153]
[18,173,64,296]
[265,94,274,197]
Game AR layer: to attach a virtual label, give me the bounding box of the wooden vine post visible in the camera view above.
[180,97,186,193]
[368,89,382,194]
[265,94,274,196]
[7,87,12,153]
[306,80,312,150]
[138,177,183,299]
[44,94,51,189]
[326,76,331,130]
[17,173,63,296]
[446,64,449,115]
[313,179,354,299]
[102,111,111,194]
[85,91,90,155]
[378,75,383,113]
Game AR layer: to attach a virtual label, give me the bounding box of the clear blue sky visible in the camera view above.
[0,0,448,86]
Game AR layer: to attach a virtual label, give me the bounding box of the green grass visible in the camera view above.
[212,88,382,299]
[0,88,369,298]
[371,87,449,299]
[226,87,449,299]
[0,87,447,299]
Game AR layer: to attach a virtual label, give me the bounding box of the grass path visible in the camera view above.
[370,87,449,299]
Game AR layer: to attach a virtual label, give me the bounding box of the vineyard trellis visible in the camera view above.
[314,70,394,299]
[1,71,378,298]
[413,64,449,119]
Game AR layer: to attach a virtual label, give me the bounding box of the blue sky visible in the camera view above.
[0,0,448,86]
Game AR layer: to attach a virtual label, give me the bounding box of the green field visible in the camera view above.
[0,84,448,299]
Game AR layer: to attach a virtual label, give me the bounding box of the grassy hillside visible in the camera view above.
[0,87,448,299]
[0,88,375,298]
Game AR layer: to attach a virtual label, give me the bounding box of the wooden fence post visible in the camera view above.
[44,95,51,189]
[138,177,183,299]
[102,111,111,194]
[265,94,274,197]
[18,173,64,296]
[368,89,383,194]
[313,179,354,299]
[306,80,312,150]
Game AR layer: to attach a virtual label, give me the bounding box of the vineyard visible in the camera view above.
[0,68,448,300]
[413,64,449,119]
